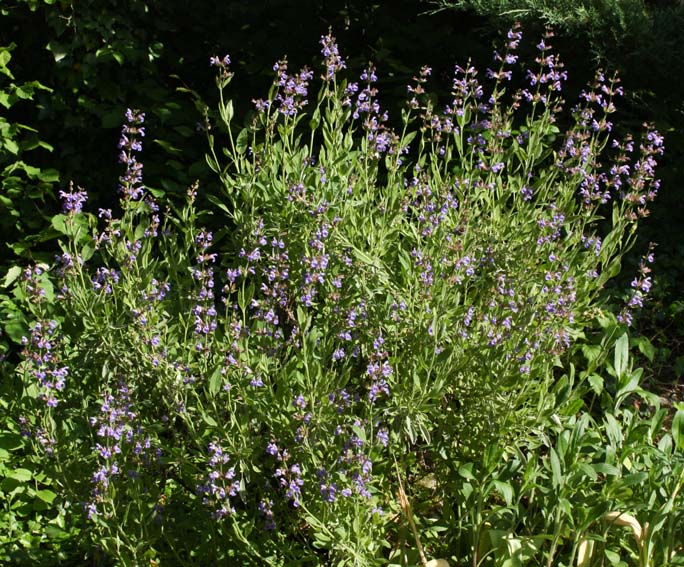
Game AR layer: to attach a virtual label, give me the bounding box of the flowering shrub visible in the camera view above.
[11,29,665,564]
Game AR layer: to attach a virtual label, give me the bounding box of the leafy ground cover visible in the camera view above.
[1,22,683,567]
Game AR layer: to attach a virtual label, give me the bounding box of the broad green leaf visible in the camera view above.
[36,489,57,504]
[549,447,562,489]
[2,265,22,288]
[47,41,68,62]
[614,333,629,378]
[153,138,182,156]
[51,214,68,235]
[588,374,604,395]
[208,366,222,397]
[220,99,234,125]
[3,318,27,343]
[235,128,249,155]
[592,463,620,476]
[4,138,19,154]
[604,414,623,447]
[673,406,684,452]
[202,414,218,427]
[0,433,22,451]
[458,463,475,480]
[7,468,32,482]
[493,480,513,506]
[635,336,655,362]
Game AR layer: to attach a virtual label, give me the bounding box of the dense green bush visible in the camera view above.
[3,29,681,566]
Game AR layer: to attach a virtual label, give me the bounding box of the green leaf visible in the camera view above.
[581,343,602,365]
[81,242,95,262]
[7,468,32,482]
[51,214,68,235]
[673,406,684,452]
[588,374,604,395]
[219,99,234,126]
[493,480,513,506]
[309,106,320,131]
[351,425,366,443]
[549,448,562,489]
[592,463,620,476]
[208,366,222,397]
[0,433,23,451]
[4,138,19,154]
[604,414,623,447]
[37,168,59,182]
[95,47,124,65]
[0,49,11,69]
[36,489,57,504]
[578,463,598,481]
[3,318,27,343]
[153,139,183,156]
[2,266,22,288]
[458,463,475,480]
[202,414,218,427]
[635,336,655,362]
[46,41,68,63]
[45,525,66,539]
[621,472,648,486]
[614,333,629,378]
[235,128,249,155]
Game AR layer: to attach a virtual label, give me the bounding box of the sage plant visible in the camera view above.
[13,29,663,565]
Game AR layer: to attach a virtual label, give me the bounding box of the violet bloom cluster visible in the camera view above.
[450,63,483,113]
[300,222,333,308]
[21,319,67,408]
[235,220,290,348]
[271,60,314,117]
[366,335,392,403]
[118,109,145,200]
[619,245,656,326]
[404,173,459,238]
[210,54,233,87]
[258,499,276,530]
[209,54,231,68]
[191,230,217,352]
[320,33,346,80]
[134,278,171,326]
[522,32,568,105]
[487,25,523,82]
[197,440,240,520]
[92,267,120,294]
[267,442,305,507]
[622,126,664,221]
[21,265,47,302]
[59,181,88,215]
[275,460,305,507]
[337,421,374,499]
[352,65,396,157]
[86,383,155,519]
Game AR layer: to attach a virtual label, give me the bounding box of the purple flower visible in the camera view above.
[376,429,389,447]
[320,33,346,80]
[118,109,146,200]
[294,394,307,409]
[59,183,88,214]
[320,483,337,502]
[210,54,231,67]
